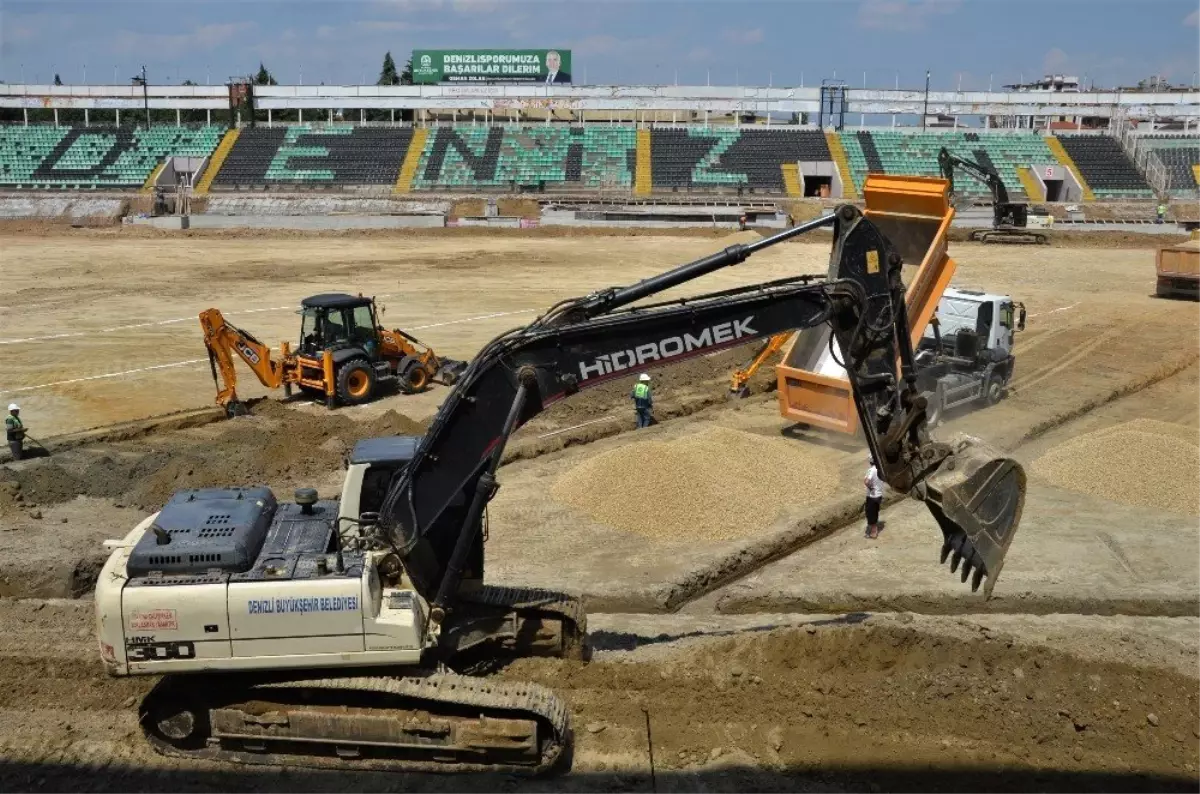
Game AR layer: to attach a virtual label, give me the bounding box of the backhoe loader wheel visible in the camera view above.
[336,358,376,406]
[402,365,430,394]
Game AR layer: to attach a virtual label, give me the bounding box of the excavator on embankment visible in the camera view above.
[95,175,1028,776]
[201,293,466,415]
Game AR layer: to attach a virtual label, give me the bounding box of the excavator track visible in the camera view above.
[456,584,589,661]
[140,671,571,775]
[137,586,586,775]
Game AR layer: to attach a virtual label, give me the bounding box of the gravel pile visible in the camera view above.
[1031,419,1199,515]
[550,426,839,542]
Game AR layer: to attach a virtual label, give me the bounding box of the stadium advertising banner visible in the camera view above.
[412,49,572,84]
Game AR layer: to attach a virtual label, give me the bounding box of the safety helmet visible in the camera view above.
[7,404,17,412]
[638,373,651,382]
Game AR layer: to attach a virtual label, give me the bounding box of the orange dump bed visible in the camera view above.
[1155,237,1200,300]
[1156,239,1199,278]
[775,175,958,434]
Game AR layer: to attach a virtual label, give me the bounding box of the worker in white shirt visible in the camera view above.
[864,454,884,539]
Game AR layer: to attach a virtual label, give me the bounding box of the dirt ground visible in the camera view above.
[0,225,1198,791]
[0,599,1195,793]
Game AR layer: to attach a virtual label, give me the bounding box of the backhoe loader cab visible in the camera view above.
[297,294,381,358]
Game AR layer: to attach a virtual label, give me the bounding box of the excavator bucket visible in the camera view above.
[919,433,1026,598]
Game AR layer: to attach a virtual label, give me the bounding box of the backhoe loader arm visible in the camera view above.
[938,147,1011,206]
[377,207,1026,622]
[198,309,288,411]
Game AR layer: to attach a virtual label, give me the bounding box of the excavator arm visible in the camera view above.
[938,147,1012,206]
[198,308,288,414]
[376,206,1026,631]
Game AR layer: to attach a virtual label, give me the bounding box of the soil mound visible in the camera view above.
[1032,418,1199,515]
[550,426,838,541]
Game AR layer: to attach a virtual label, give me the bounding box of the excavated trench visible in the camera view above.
[0,599,1195,792]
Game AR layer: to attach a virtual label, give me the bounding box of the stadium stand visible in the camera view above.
[1056,134,1153,199]
[839,131,1056,198]
[1139,135,1200,196]
[2,123,1183,201]
[211,125,413,188]
[411,126,637,190]
[0,125,222,188]
[648,128,830,191]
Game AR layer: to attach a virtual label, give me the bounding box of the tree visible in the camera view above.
[54,73,62,86]
[400,57,413,86]
[378,51,399,86]
[182,79,197,86]
[254,63,277,86]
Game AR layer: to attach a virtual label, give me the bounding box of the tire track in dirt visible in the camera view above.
[1010,325,1127,394]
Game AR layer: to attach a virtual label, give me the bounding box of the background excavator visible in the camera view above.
[201,293,466,415]
[96,184,1027,776]
[938,147,1048,245]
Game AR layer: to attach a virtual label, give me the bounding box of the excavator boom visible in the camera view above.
[376,205,1026,617]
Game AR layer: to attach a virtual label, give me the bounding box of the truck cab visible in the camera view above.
[93,436,437,677]
[916,287,1025,422]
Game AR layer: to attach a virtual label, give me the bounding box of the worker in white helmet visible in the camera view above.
[631,373,654,429]
[864,453,884,539]
[6,403,25,461]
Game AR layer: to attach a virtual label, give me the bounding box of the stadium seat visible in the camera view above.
[842,130,1055,199]
[409,126,638,191]
[1057,134,1154,199]
[1138,135,1200,197]
[649,128,830,192]
[211,126,412,188]
[0,125,222,188]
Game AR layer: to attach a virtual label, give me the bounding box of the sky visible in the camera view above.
[1,0,1197,90]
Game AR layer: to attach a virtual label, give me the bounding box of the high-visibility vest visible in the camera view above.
[633,383,651,400]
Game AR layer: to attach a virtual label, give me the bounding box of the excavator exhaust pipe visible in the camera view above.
[918,434,1026,598]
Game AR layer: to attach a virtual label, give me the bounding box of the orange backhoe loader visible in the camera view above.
[200,293,466,416]
[729,332,791,397]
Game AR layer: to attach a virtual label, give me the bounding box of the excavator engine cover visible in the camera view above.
[918,434,1025,597]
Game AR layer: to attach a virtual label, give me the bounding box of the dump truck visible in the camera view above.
[1155,233,1199,300]
[775,176,1025,433]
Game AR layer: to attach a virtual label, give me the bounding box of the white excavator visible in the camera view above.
[94,198,1027,775]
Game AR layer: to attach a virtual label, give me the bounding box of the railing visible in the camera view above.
[1111,109,1170,198]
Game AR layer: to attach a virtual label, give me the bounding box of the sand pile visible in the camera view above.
[1032,418,1199,515]
[550,426,838,541]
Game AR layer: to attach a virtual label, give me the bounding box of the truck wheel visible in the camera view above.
[981,374,1004,406]
[402,365,430,394]
[336,358,376,406]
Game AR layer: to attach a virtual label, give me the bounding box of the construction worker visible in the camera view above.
[631,373,654,429]
[1156,203,1167,224]
[6,404,25,461]
[864,454,884,539]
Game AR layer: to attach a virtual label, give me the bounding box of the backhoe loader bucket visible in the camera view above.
[919,433,1025,598]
